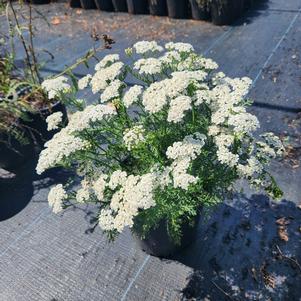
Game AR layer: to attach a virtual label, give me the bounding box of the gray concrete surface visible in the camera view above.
[1,0,301,300]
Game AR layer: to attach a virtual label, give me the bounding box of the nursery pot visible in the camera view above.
[0,132,34,173]
[211,0,244,25]
[189,0,210,20]
[112,0,128,12]
[134,214,200,258]
[127,0,149,14]
[94,0,114,11]
[166,0,189,19]
[80,0,97,9]
[69,0,82,8]
[25,0,51,4]
[148,0,167,16]
[21,101,68,149]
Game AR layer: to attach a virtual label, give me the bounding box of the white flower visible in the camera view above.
[216,146,239,167]
[171,157,198,190]
[123,125,145,151]
[100,80,123,103]
[171,70,207,81]
[167,95,192,123]
[228,112,260,134]
[95,54,120,71]
[78,74,92,90]
[159,51,181,64]
[165,42,194,53]
[48,184,67,214]
[166,133,206,160]
[261,132,284,156]
[123,85,143,108]
[91,62,124,94]
[108,170,128,190]
[46,111,63,131]
[133,40,163,54]
[36,128,88,175]
[237,157,262,178]
[67,104,117,132]
[134,58,162,75]
[93,174,108,201]
[98,209,115,231]
[76,187,90,203]
[42,76,71,99]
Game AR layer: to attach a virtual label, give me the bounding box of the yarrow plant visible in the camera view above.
[38,41,284,243]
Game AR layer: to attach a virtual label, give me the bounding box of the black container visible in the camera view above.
[95,0,114,11]
[211,0,244,25]
[0,133,34,173]
[189,0,210,20]
[127,0,149,14]
[0,102,67,173]
[112,0,128,11]
[80,0,97,9]
[26,0,51,4]
[69,0,82,8]
[148,0,167,16]
[22,101,67,148]
[134,215,200,258]
[166,0,189,19]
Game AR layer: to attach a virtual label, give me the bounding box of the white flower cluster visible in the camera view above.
[78,74,92,90]
[42,76,71,99]
[165,42,194,53]
[123,85,143,108]
[123,125,145,151]
[95,54,120,70]
[133,40,163,54]
[91,62,124,94]
[76,179,91,203]
[46,111,63,131]
[166,133,206,189]
[98,171,158,232]
[134,58,163,75]
[167,95,192,123]
[100,79,123,103]
[37,104,116,174]
[48,184,67,214]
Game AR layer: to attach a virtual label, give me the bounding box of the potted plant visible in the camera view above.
[37,41,284,257]
[148,0,167,16]
[127,0,149,14]
[189,0,210,20]
[80,0,97,9]
[166,0,190,19]
[112,0,128,12]
[94,0,114,11]
[210,0,244,25]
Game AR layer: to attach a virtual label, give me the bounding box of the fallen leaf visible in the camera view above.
[76,9,82,14]
[276,217,290,226]
[51,17,61,25]
[276,217,289,242]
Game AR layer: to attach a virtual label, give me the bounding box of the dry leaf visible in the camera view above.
[261,263,275,288]
[276,217,290,226]
[276,217,289,242]
[76,9,82,14]
[51,17,61,25]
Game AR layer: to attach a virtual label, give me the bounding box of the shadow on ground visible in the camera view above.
[171,195,301,300]
[0,155,71,221]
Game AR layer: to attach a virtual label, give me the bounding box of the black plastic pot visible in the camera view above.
[148,0,167,16]
[22,101,67,148]
[80,0,97,9]
[134,215,200,258]
[25,0,51,4]
[112,0,128,11]
[211,0,244,25]
[0,102,67,173]
[189,0,210,20]
[69,0,82,8]
[166,0,189,19]
[127,0,149,14]
[0,133,34,173]
[95,0,114,11]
